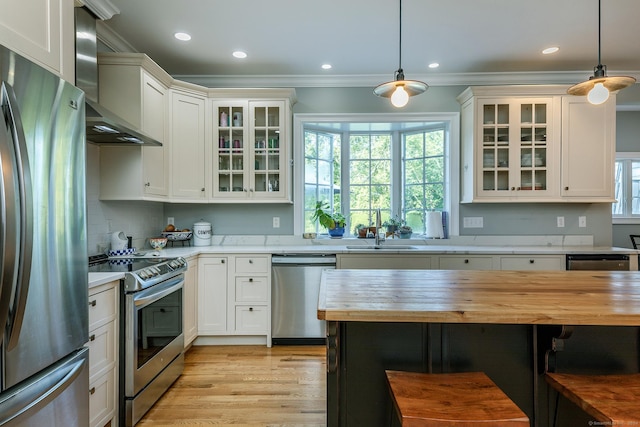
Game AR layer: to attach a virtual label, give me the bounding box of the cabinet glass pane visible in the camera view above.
[497,127,509,144]
[521,104,533,123]
[535,104,546,123]
[497,105,509,124]
[483,149,495,168]
[230,107,243,127]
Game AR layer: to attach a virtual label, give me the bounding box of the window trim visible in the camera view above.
[293,112,461,237]
[613,152,640,224]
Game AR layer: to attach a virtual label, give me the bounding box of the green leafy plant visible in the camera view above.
[382,216,404,228]
[397,225,413,234]
[312,201,346,230]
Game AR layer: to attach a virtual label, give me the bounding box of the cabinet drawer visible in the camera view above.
[88,321,116,381]
[89,370,116,427]
[500,255,564,271]
[438,256,494,270]
[235,277,268,302]
[88,286,117,331]
[235,256,269,274]
[235,305,268,333]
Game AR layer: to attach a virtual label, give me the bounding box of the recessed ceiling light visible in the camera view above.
[428,62,440,69]
[542,46,559,55]
[174,32,191,41]
[322,64,332,70]
[232,51,247,59]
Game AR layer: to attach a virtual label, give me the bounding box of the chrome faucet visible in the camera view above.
[375,209,385,246]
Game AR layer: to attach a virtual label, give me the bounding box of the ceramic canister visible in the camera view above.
[111,231,128,250]
[193,221,212,246]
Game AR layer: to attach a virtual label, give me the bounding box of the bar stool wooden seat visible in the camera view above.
[545,372,640,423]
[385,370,529,427]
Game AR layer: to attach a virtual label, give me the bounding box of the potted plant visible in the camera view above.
[312,201,346,237]
[353,224,368,238]
[383,216,403,234]
[397,225,413,239]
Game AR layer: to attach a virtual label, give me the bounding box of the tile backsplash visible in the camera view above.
[86,144,164,255]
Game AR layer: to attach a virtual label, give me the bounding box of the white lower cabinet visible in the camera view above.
[438,256,494,270]
[88,281,118,427]
[197,254,271,346]
[337,254,432,269]
[499,255,565,271]
[183,256,198,348]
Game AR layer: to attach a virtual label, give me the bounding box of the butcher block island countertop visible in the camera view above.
[318,269,640,326]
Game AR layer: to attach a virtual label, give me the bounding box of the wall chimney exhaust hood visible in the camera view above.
[76,7,162,146]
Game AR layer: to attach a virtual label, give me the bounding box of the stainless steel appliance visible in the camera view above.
[0,44,89,425]
[566,254,630,270]
[89,255,187,426]
[271,254,336,344]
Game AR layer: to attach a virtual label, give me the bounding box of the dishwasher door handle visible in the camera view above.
[271,256,337,265]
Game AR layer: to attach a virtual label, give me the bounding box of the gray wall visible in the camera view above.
[166,85,626,246]
[612,111,640,248]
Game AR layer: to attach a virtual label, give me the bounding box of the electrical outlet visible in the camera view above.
[167,216,175,225]
[273,217,280,228]
[557,216,565,228]
[579,216,587,227]
[463,217,483,228]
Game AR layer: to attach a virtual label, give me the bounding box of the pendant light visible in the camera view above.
[567,0,635,105]
[374,0,428,108]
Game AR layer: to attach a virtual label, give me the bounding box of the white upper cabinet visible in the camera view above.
[561,96,616,200]
[0,0,75,82]
[97,53,171,200]
[458,85,615,203]
[170,86,208,200]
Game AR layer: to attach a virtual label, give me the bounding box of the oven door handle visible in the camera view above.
[133,276,184,308]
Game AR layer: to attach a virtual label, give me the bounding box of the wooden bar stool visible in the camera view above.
[545,372,640,423]
[385,370,529,427]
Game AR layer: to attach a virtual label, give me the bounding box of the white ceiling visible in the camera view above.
[97,0,640,94]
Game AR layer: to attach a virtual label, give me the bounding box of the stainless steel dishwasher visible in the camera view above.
[271,254,336,344]
[566,254,630,270]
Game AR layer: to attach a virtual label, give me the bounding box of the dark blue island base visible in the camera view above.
[326,321,640,427]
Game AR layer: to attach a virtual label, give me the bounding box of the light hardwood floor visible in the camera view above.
[137,345,326,426]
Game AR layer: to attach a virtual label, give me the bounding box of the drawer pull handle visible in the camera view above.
[221,259,225,264]
[529,259,535,263]
[249,259,253,264]
[249,278,253,282]
[249,307,253,311]
[464,259,469,263]
[89,387,96,395]
[89,300,96,307]
[90,334,96,342]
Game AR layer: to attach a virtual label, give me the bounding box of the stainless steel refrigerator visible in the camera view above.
[0,44,89,425]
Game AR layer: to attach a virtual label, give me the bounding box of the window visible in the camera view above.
[295,114,459,237]
[613,153,640,221]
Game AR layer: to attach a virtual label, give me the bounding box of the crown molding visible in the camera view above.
[76,0,120,20]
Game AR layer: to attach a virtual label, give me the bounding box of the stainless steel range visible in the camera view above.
[89,254,187,426]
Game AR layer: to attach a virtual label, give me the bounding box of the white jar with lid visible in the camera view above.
[193,220,212,246]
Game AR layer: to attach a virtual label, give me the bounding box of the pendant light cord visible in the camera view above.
[398,0,402,71]
[597,0,602,66]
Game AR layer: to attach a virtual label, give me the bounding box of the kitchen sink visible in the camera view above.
[346,245,417,250]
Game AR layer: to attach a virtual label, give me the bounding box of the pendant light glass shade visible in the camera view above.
[568,0,636,104]
[374,0,428,107]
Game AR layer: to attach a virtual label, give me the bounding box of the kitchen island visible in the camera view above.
[318,269,640,427]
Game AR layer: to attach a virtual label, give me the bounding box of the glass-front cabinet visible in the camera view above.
[479,98,555,199]
[212,99,288,201]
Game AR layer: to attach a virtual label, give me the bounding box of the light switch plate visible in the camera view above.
[579,216,587,227]
[557,216,565,228]
[273,217,280,228]
[463,217,483,228]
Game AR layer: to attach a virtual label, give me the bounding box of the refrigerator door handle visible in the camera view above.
[0,82,33,351]
[0,349,87,425]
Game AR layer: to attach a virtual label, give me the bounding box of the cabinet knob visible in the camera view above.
[511,187,515,190]
[89,300,96,307]
[221,259,225,264]
[249,259,253,264]
[201,188,205,192]
[564,186,569,190]
[249,278,253,282]
[89,334,96,342]
[529,259,535,264]
[464,259,469,264]
[89,387,96,395]
[249,307,253,311]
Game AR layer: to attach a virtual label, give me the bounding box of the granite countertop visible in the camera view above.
[88,238,639,289]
